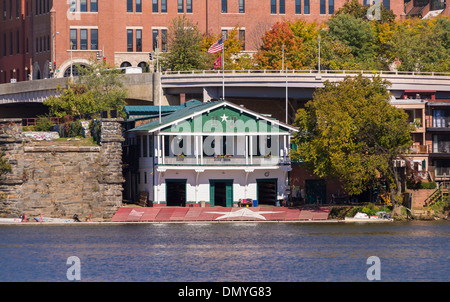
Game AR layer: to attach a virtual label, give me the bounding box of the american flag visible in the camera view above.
[208,38,224,54]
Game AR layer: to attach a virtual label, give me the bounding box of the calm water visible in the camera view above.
[0,221,448,282]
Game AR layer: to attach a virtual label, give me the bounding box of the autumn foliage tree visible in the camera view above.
[292,75,412,202]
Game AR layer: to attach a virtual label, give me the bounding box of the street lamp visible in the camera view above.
[318,35,321,74]
[70,41,73,78]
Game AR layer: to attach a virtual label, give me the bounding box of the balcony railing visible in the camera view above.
[410,145,429,154]
[426,117,450,129]
[158,156,291,166]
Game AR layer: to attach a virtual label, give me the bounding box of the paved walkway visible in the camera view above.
[111,206,330,222]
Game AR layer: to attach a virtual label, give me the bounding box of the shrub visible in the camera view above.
[34,116,53,132]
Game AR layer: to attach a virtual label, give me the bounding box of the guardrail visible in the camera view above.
[162,69,450,77]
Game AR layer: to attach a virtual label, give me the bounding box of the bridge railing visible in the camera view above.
[162,69,450,77]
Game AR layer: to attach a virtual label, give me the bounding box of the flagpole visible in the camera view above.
[222,34,225,101]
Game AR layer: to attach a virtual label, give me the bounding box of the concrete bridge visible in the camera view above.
[1,70,450,117]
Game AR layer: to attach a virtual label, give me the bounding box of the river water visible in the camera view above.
[0,221,448,282]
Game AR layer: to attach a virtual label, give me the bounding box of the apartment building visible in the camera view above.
[392,90,450,184]
[0,0,403,84]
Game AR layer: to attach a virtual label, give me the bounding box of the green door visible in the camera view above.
[210,180,233,207]
[305,179,326,205]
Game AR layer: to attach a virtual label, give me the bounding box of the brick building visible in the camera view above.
[0,0,404,84]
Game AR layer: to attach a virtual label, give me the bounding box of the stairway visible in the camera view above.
[423,185,449,208]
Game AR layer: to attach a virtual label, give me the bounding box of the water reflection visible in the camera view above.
[0,221,448,282]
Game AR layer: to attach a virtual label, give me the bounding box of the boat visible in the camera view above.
[0,218,23,223]
[345,211,393,222]
[33,217,74,223]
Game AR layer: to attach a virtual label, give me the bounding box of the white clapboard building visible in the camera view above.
[124,100,298,207]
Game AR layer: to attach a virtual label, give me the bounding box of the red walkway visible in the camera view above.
[111,206,330,222]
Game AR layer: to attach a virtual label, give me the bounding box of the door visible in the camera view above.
[305,179,326,205]
[166,179,187,206]
[210,180,233,207]
[257,179,278,206]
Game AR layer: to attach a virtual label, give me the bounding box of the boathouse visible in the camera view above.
[123,100,298,207]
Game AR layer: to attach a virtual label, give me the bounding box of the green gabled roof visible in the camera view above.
[128,100,299,133]
[129,100,221,132]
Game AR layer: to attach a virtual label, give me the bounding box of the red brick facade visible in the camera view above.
[0,0,405,84]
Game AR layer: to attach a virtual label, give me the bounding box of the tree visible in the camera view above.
[388,17,450,72]
[44,59,128,118]
[164,16,208,71]
[0,152,11,179]
[254,21,307,70]
[292,75,412,202]
[202,27,254,70]
[327,14,377,65]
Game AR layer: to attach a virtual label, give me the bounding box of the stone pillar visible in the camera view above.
[98,118,125,220]
[0,119,24,217]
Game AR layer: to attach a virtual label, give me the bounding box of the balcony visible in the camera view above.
[410,145,429,154]
[157,155,291,167]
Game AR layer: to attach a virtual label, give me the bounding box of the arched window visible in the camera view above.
[138,61,148,72]
[63,64,86,77]
[120,61,132,68]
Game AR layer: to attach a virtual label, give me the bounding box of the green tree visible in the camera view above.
[327,14,377,65]
[164,16,208,71]
[44,59,128,118]
[292,75,412,201]
[0,152,11,179]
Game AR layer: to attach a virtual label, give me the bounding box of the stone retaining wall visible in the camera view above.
[0,118,124,221]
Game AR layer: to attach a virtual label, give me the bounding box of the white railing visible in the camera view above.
[162,69,450,77]
[159,156,291,166]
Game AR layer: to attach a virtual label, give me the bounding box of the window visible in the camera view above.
[16,31,19,54]
[186,0,192,13]
[363,0,370,6]
[143,135,147,157]
[152,29,159,51]
[239,0,245,13]
[136,29,142,52]
[383,0,390,10]
[152,0,158,12]
[295,0,301,14]
[16,0,20,18]
[70,29,77,49]
[136,0,141,12]
[127,0,133,12]
[320,0,326,14]
[304,0,310,14]
[127,29,133,52]
[161,0,167,12]
[239,29,245,51]
[2,0,6,20]
[69,0,76,12]
[329,0,334,14]
[279,0,285,14]
[270,0,276,14]
[80,0,87,12]
[80,29,87,50]
[2,34,6,56]
[221,0,227,13]
[90,0,98,12]
[9,0,12,18]
[91,29,98,50]
[161,29,168,52]
[221,29,228,40]
[178,0,183,13]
